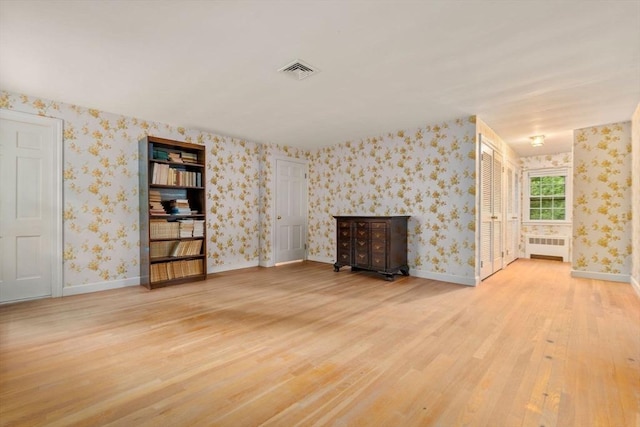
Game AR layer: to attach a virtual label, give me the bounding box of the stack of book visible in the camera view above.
[193,220,205,237]
[169,199,191,215]
[181,152,198,164]
[178,219,194,237]
[150,220,180,239]
[153,149,169,161]
[168,152,182,162]
[149,190,167,215]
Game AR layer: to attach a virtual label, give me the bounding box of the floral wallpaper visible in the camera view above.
[2,90,481,288]
[307,117,478,283]
[573,121,632,276]
[10,87,634,291]
[519,152,573,259]
[631,105,640,289]
[206,135,261,272]
[0,90,264,288]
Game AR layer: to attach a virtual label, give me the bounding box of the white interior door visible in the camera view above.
[0,110,62,302]
[505,162,520,265]
[480,139,504,280]
[275,159,307,264]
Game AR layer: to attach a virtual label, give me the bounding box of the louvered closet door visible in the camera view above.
[480,140,504,280]
[492,150,503,272]
[480,145,493,280]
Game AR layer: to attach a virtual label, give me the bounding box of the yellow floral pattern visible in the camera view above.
[20,88,635,287]
[573,122,632,275]
[1,90,265,286]
[631,105,640,287]
[307,117,478,280]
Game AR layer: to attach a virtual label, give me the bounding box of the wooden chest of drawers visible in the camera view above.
[333,216,410,281]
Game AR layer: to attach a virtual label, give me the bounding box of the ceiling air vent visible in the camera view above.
[278,59,318,80]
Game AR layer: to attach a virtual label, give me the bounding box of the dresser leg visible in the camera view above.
[400,266,410,276]
[333,263,341,272]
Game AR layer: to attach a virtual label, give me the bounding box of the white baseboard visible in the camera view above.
[410,268,478,286]
[62,276,140,296]
[570,270,631,283]
[306,255,334,264]
[630,275,640,297]
[208,260,260,273]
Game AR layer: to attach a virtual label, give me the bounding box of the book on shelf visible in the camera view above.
[150,220,180,239]
[168,152,183,163]
[181,152,199,164]
[168,240,203,257]
[150,259,204,282]
[150,240,175,258]
[153,148,199,164]
[151,163,202,187]
[148,189,167,215]
[169,199,192,215]
[178,218,194,237]
[193,220,205,237]
[153,149,169,161]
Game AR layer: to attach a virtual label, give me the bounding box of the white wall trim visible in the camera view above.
[570,270,630,283]
[62,276,140,296]
[307,255,334,264]
[0,109,64,298]
[630,275,640,297]
[411,268,478,287]
[208,260,260,273]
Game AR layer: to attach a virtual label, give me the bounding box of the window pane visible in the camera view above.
[530,177,541,196]
[528,173,567,221]
[553,183,565,195]
[540,209,552,219]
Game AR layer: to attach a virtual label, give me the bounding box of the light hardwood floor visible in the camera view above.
[1,260,638,426]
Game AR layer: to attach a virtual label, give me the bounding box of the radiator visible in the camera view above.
[525,235,569,261]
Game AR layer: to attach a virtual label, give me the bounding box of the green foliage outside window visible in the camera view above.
[529,176,566,220]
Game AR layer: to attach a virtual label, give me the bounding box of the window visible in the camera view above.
[524,168,571,223]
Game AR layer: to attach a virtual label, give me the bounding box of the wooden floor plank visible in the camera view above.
[0,259,638,426]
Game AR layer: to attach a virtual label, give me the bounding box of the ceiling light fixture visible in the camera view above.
[530,135,545,147]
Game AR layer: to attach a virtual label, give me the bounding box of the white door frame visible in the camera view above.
[505,159,520,265]
[271,156,308,266]
[0,109,63,298]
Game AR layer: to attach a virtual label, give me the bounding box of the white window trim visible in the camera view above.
[523,167,572,226]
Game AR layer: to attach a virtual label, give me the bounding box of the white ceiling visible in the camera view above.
[1,1,638,157]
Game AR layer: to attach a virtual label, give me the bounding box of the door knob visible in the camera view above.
[277,215,282,220]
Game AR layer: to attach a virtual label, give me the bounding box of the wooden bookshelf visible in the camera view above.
[139,136,207,289]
